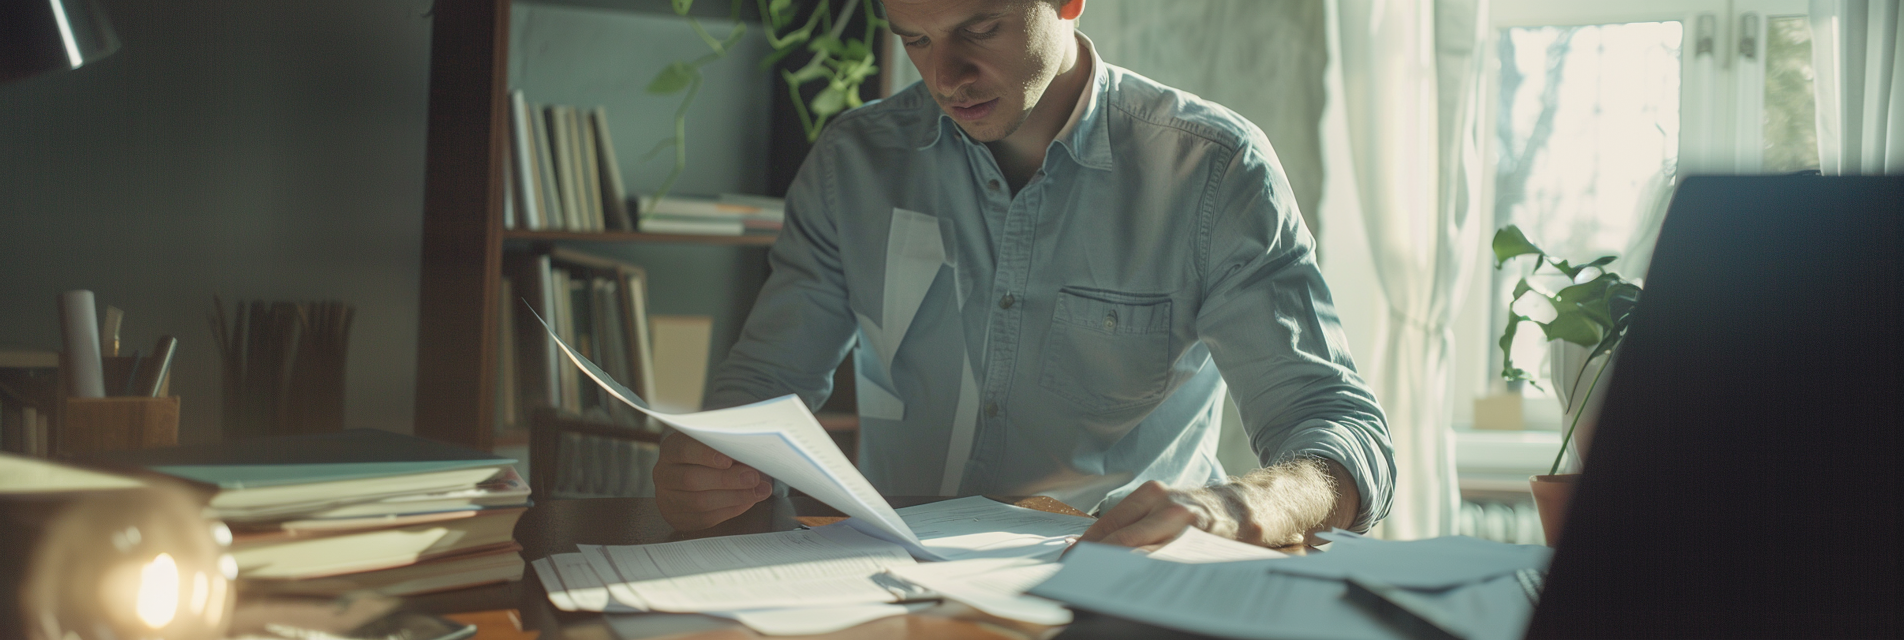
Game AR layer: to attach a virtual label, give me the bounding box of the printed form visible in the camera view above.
[536,312,924,553]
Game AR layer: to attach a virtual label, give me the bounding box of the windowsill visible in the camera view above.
[1454,429,1562,493]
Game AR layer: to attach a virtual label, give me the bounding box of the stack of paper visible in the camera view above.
[82,429,531,595]
[528,314,1315,636]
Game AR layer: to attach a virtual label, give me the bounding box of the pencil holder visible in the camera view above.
[60,396,179,456]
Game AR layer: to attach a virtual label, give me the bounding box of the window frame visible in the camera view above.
[1455,0,1810,444]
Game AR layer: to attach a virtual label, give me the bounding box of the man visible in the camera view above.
[655,0,1394,550]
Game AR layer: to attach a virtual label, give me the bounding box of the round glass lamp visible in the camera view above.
[2,476,234,640]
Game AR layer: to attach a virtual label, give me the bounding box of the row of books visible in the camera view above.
[0,348,57,457]
[504,91,634,233]
[501,90,788,238]
[83,429,531,597]
[497,247,714,434]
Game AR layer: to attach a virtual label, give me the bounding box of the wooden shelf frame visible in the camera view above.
[417,0,885,450]
[503,230,778,246]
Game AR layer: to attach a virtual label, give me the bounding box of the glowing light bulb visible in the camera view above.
[136,553,179,629]
[190,572,209,615]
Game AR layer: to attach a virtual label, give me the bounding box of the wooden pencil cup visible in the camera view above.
[61,396,180,456]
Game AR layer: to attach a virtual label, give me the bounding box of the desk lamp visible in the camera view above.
[1,0,120,84]
[2,455,236,640]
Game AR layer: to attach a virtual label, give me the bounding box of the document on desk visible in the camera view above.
[535,313,923,552]
[885,558,1073,625]
[531,553,639,613]
[898,495,1093,561]
[1265,534,1550,588]
[1029,542,1410,640]
[573,523,921,612]
[699,602,934,636]
[1148,527,1290,563]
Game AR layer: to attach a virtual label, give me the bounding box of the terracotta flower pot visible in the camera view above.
[1530,474,1581,545]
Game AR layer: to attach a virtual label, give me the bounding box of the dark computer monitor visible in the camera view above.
[1526,175,1902,638]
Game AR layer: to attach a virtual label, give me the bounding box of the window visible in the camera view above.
[1457,0,1818,434]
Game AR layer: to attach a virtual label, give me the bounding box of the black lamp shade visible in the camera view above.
[1,0,120,84]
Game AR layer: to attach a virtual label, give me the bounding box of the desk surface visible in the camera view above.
[402,495,1115,640]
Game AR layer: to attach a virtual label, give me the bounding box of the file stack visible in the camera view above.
[636,193,786,236]
[82,429,531,597]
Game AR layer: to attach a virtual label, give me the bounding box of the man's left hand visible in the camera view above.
[1076,480,1219,550]
[1076,457,1358,550]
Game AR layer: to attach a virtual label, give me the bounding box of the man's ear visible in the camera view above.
[1059,0,1084,21]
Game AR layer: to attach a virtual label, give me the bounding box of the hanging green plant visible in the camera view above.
[644,0,884,202]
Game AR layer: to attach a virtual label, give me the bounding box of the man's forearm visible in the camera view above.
[1183,457,1360,547]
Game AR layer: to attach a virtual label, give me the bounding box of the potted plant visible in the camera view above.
[1491,225,1642,544]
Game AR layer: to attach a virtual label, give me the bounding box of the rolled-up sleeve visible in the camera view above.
[704,135,858,412]
[1193,138,1395,531]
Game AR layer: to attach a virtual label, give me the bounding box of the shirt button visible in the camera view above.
[999,293,1015,309]
[985,402,1000,418]
[1103,311,1118,331]
[987,179,1001,191]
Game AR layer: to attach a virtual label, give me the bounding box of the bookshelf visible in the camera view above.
[416,0,886,450]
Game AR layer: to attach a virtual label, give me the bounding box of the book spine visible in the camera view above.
[509,91,543,231]
[558,107,585,232]
[535,255,559,408]
[592,107,634,232]
[544,106,574,231]
[577,108,605,232]
[497,277,518,431]
[625,269,658,411]
[531,103,561,230]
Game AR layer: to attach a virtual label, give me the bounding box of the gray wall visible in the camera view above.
[0,0,1329,448]
[1081,0,1328,238]
[0,0,435,443]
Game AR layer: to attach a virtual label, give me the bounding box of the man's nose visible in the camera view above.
[930,45,978,98]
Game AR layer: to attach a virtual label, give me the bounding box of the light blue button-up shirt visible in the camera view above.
[709,40,1393,528]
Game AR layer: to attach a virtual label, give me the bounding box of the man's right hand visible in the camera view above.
[654,431,775,531]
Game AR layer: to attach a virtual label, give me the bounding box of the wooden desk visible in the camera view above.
[401,495,1086,640]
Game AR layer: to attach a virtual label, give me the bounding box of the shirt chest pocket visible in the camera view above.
[1039,288,1174,414]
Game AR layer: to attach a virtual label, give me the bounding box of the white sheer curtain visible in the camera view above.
[1327,0,1487,539]
[1812,0,1904,174]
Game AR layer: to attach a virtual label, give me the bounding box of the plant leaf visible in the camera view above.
[1500,312,1528,381]
[646,62,696,94]
[810,85,847,118]
[1538,312,1604,347]
[786,62,828,84]
[809,33,847,55]
[1492,225,1545,267]
[671,0,693,16]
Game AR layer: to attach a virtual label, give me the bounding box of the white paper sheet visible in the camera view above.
[531,553,638,613]
[886,558,1073,625]
[1029,543,1408,640]
[1147,527,1289,563]
[574,524,918,612]
[1265,534,1550,589]
[899,496,1093,561]
[704,602,933,636]
[533,312,924,552]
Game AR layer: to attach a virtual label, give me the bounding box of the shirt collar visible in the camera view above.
[915,32,1114,172]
